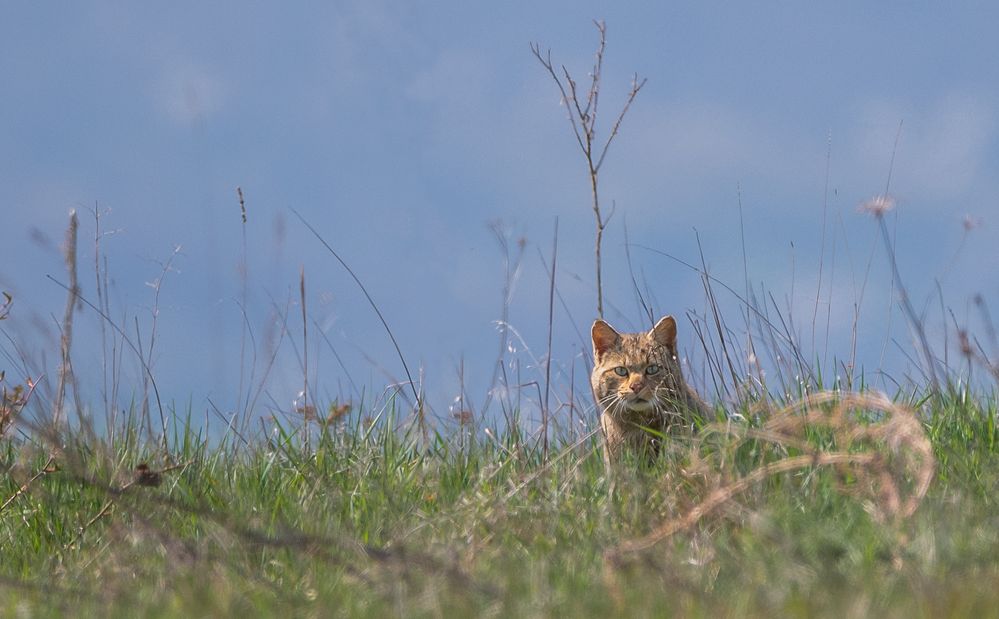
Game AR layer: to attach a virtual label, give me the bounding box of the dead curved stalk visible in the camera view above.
[604,391,934,579]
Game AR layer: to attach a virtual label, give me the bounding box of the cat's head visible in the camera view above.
[590,316,680,414]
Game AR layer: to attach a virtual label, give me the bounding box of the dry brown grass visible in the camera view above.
[0,377,35,440]
[603,390,935,604]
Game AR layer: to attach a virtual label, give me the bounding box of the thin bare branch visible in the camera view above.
[530,43,587,154]
[0,455,56,513]
[533,22,645,319]
[594,73,647,173]
[583,20,606,123]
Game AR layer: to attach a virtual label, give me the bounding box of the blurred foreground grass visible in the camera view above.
[1,389,997,618]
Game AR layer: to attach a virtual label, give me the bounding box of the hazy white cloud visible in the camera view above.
[596,97,833,222]
[153,63,226,126]
[852,93,997,200]
[406,49,487,104]
[634,101,771,176]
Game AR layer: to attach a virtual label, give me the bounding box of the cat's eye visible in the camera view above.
[645,364,661,376]
[613,366,629,377]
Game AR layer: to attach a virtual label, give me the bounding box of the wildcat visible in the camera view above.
[590,315,708,459]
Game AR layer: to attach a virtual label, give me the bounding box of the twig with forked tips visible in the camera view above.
[532,20,646,319]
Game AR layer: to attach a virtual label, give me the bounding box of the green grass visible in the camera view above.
[1,389,998,617]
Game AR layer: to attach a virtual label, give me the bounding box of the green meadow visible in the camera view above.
[1,362,998,616]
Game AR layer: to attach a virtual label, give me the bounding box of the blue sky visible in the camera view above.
[2,3,997,428]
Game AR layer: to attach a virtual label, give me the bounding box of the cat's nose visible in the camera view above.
[629,381,644,393]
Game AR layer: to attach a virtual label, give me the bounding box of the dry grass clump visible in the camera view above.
[0,375,34,440]
[604,390,935,599]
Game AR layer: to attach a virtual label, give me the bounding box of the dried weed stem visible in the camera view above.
[604,391,934,597]
[532,20,646,318]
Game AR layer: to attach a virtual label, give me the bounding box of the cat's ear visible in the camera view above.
[592,320,621,360]
[650,315,677,351]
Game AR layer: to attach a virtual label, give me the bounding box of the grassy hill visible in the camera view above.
[1,384,996,617]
